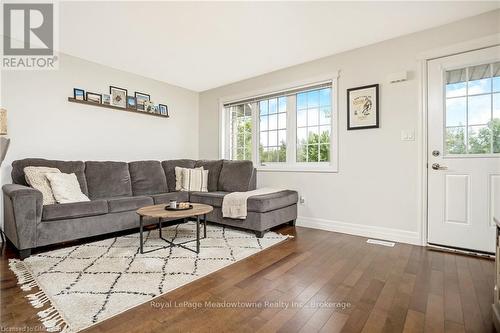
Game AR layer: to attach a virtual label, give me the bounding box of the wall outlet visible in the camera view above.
[299,196,305,204]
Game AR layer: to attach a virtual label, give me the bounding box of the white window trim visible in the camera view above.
[219,72,339,173]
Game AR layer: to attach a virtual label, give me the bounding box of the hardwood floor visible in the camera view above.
[0,226,496,333]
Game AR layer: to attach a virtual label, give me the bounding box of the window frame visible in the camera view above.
[219,73,339,173]
[442,61,500,158]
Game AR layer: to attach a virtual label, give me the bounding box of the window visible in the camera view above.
[223,79,337,171]
[296,88,331,162]
[445,62,500,155]
[259,97,287,163]
[229,103,252,160]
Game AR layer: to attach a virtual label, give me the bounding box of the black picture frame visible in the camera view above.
[159,104,169,117]
[135,92,150,111]
[73,88,85,100]
[347,84,379,130]
[86,92,102,104]
[109,86,128,108]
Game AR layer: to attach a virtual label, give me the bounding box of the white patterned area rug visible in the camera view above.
[9,222,290,332]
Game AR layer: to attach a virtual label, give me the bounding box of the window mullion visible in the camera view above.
[252,102,259,165]
[288,95,297,164]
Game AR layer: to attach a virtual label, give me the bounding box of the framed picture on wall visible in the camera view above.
[135,92,150,111]
[86,92,102,104]
[347,84,379,130]
[127,96,136,109]
[110,86,128,108]
[159,104,168,116]
[73,88,85,100]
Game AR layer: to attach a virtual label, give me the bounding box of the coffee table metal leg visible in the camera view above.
[139,215,144,254]
[203,214,207,238]
[196,215,200,253]
[158,218,162,239]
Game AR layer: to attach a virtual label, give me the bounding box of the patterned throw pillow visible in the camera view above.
[175,166,203,191]
[24,166,61,205]
[45,173,90,204]
[179,168,209,192]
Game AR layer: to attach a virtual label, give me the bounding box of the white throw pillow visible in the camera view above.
[45,173,90,204]
[24,166,61,205]
[175,166,203,191]
[179,168,208,192]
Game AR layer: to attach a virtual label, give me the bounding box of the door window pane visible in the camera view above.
[445,127,466,154]
[468,95,491,126]
[446,97,466,127]
[468,64,491,95]
[445,62,499,155]
[468,125,491,154]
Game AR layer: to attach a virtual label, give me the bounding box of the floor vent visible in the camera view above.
[367,239,395,247]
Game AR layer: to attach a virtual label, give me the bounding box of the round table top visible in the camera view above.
[136,203,213,219]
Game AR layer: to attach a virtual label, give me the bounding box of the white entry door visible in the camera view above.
[428,46,500,253]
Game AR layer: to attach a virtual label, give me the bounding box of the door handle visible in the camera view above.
[431,163,448,170]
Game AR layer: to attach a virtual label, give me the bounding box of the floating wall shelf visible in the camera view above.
[68,97,170,118]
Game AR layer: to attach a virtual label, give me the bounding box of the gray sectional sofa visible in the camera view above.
[3,158,298,258]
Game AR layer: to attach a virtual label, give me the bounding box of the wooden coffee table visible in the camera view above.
[136,203,213,254]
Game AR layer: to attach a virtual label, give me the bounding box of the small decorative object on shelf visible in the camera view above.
[127,96,136,109]
[73,88,85,100]
[159,104,169,116]
[110,86,127,108]
[102,94,111,105]
[144,101,155,113]
[135,92,150,111]
[86,92,102,104]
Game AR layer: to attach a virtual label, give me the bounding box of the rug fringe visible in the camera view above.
[8,259,71,332]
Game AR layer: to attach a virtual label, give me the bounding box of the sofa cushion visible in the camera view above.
[194,160,223,192]
[190,191,228,207]
[190,190,297,213]
[218,160,254,192]
[24,166,61,205]
[151,191,189,204]
[106,196,153,213]
[129,160,168,195]
[85,161,132,199]
[161,159,196,192]
[12,158,88,195]
[46,173,90,204]
[42,200,108,221]
[247,190,298,213]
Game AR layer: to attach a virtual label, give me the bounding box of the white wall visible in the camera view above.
[1,53,199,226]
[198,10,500,245]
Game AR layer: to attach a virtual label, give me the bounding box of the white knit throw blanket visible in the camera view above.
[222,188,284,219]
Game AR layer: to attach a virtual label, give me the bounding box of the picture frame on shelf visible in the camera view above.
[135,92,150,111]
[110,86,127,108]
[127,96,136,109]
[86,92,102,104]
[73,88,85,100]
[102,94,111,105]
[159,104,168,116]
[347,84,379,130]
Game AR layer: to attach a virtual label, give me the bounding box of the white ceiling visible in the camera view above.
[59,1,499,92]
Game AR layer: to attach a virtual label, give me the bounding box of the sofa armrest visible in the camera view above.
[2,184,42,250]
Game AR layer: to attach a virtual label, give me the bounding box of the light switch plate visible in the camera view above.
[401,130,415,141]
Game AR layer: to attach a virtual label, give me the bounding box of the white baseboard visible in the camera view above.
[296,216,422,246]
